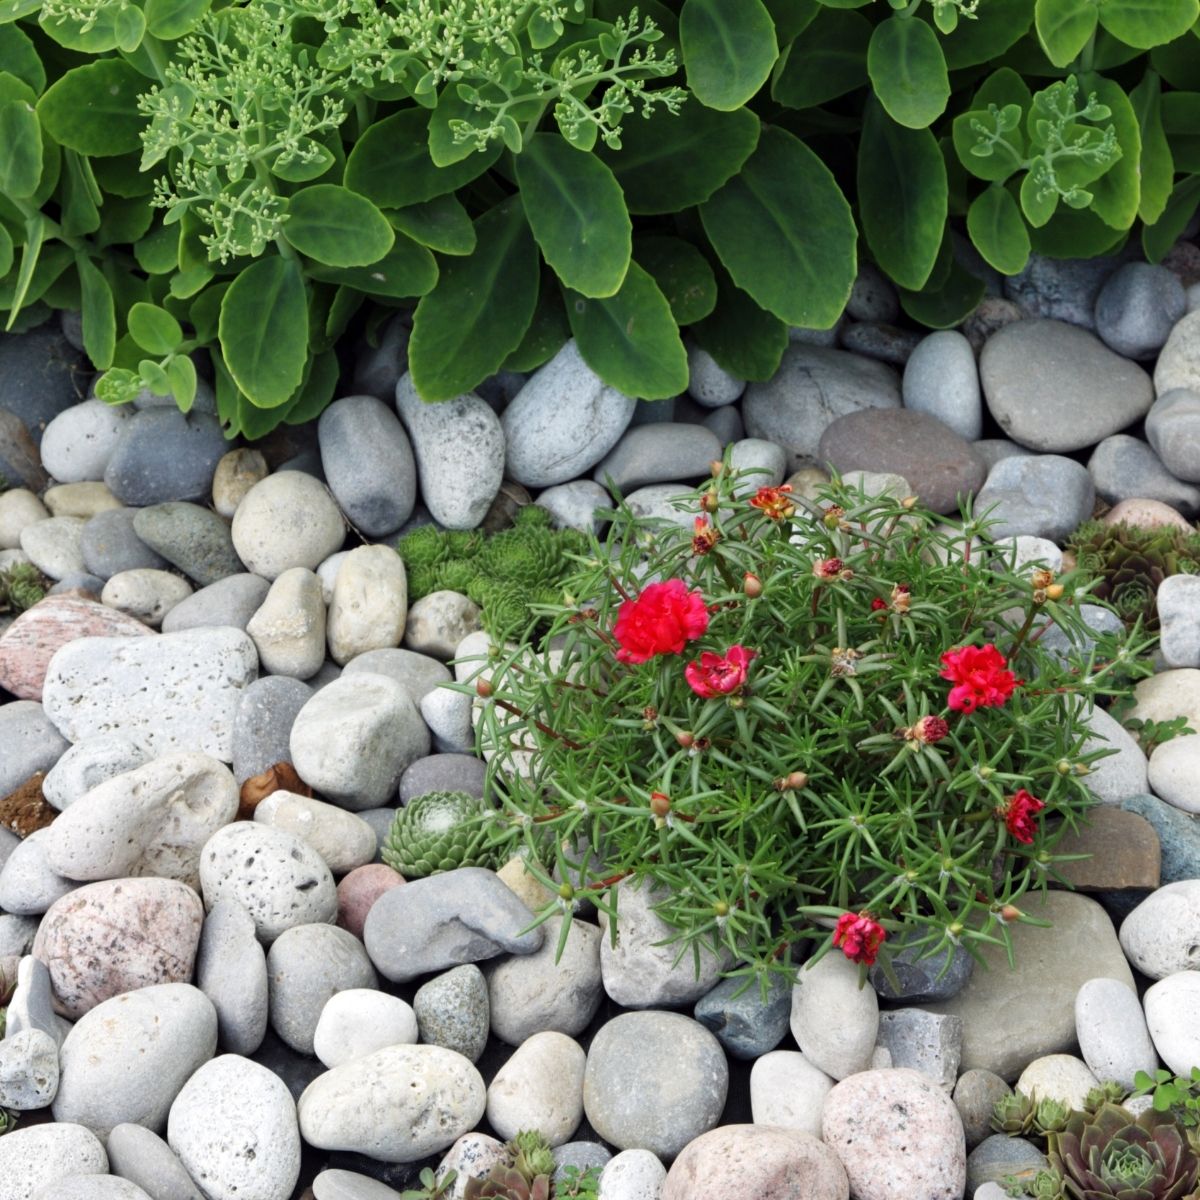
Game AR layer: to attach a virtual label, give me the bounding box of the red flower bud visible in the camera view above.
[813,557,844,580]
[743,572,763,599]
[475,678,493,698]
[676,730,695,749]
[908,716,950,744]
[700,490,719,513]
[650,791,671,818]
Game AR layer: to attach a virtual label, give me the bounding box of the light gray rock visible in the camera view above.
[1149,733,1200,813]
[100,570,192,629]
[1158,575,1200,668]
[0,1123,108,1200]
[211,449,268,520]
[194,898,269,1056]
[53,984,218,1139]
[4,955,58,1042]
[420,685,474,754]
[1119,880,1200,979]
[230,473,346,581]
[396,375,505,529]
[318,394,417,537]
[701,404,743,446]
[342,647,452,707]
[748,1050,834,1136]
[1154,310,1200,396]
[315,550,352,605]
[1144,970,1200,1076]
[159,574,269,634]
[902,330,983,441]
[245,567,326,680]
[847,262,900,323]
[0,828,78,916]
[364,867,542,984]
[486,1031,585,1146]
[583,1011,728,1160]
[974,454,1095,542]
[841,320,923,365]
[298,1044,486,1162]
[1087,434,1200,514]
[20,516,86,580]
[535,480,610,535]
[290,672,428,809]
[404,591,482,661]
[0,1028,59,1110]
[199,822,337,943]
[1075,978,1157,1090]
[432,1133,508,1200]
[41,734,149,811]
[105,1124,203,1200]
[167,1055,300,1200]
[399,754,486,804]
[131,503,244,587]
[312,989,418,1069]
[41,400,132,484]
[592,424,721,493]
[1096,263,1187,358]
[326,545,408,665]
[953,1069,1012,1151]
[1079,702,1150,806]
[230,675,313,785]
[620,484,695,527]
[1004,251,1122,328]
[599,1149,667,1200]
[0,490,50,551]
[1016,1054,1099,1109]
[41,628,257,761]
[313,1170,411,1200]
[254,791,375,875]
[727,438,787,496]
[875,1009,963,1090]
[790,950,879,1081]
[1146,389,1200,484]
[687,345,744,407]
[414,964,490,1063]
[0,700,70,796]
[352,312,410,400]
[103,410,227,508]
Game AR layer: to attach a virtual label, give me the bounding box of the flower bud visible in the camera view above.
[558,881,575,901]
[1045,583,1064,600]
[700,490,719,512]
[775,771,809,791]
[713,900,730,917]
[1031,569,1055,590]
[743,572,763,598]
[709,460,724,477]
[475,678,493,698]
[1057,759,1071,775]
[650,791,671,818]
[908,716,949,744]
[1000,904,1023,923]
[675,730,695,749]
[901,495,919,509]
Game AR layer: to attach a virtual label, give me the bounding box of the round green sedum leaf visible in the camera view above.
[1034,0,1098,67]
[0,98,40,198]
[680,0,778,111]
[1099,0,1198,48]
[771,9,871,110]
[37,59,147,156]
[633,235,718,325]
[967,184,1031,274]
[867,15,950,129]
[128,301,182,355]
[283,185,394,268]
[699,124,856,329]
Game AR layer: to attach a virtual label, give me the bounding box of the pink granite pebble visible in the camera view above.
[336,863,404,939]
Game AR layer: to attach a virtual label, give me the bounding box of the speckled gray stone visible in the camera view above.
[132,503,244,586]
[953,1069,1012,1150]
[41,733,150,811]
[592,424,722,493]
[398,754,487,804]
[0,700,70,796]
[875,1009,963,1090]
[230,675,313,785]
[974,455,1095,542]
[106,1124,204,1200]
[80,509,168,580]
[104,410,228,507]
[0,1122,109,1200]
[693,972,791,1060]
[1121,793,1200,884]
[341,647,452,706]
[413,964,490,1063]
[1094,262,1186,359]
[1087,435,1200,514]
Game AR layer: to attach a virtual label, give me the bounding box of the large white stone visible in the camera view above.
[1080,702,1149,805]
[326,545,407,665]
[245,568,327,679]
[1149,734,1200,813]
[313,989,418,1069]
[253,791,375,874]
[749,1049,834,1136]
[230,472,345,581]
[1075,977,1158,1089]
[790,951,879,1081]
[485,1031,585,1146]
[0,1124,107,1200]
[1144,971,1200,1076]
[1120,880,1200,978]
[1015,1054,1099,1109]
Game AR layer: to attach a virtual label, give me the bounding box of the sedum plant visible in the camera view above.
[457,467,1151,984]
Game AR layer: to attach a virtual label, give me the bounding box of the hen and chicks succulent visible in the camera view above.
[381,790,498,879]
[464,1132,556,1200]
[0,563,48,615]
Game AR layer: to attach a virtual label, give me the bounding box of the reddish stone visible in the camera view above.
[0,595,154,700]
[1103,498,1193,533]
[336,863,404,939]
[0,772,56,837]
[33,877,204,1018]
[1050,807,1161,892]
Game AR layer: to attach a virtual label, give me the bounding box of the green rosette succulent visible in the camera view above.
[381,791,497,878]
[1035,1098,1074,1136]
[0,563,48,615]
[1084,1083,1131,1116]
[507,1131,555,1183]
[1047,1102,1200,1200]
[993,1090,1038,1137]
[464,1166,550,1200]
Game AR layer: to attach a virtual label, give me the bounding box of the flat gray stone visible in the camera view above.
[398,754,486,804]
[693,972,791,1060]
[79,509,168,581]
[160,573,270,634]
[592,424,722,493]
[195,898,269,1056]
[106,1124,204,1200]
[230,675,313,784]
[104,410,227,507]
[1087,434,1200,514]
[974,454,1095,542]
[1146,388,1200,484]
[132,503,244,586]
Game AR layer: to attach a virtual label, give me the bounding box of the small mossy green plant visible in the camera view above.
[0,563,49,616]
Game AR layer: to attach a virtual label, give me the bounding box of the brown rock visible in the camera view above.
[238,761,311,821]
[0,595,155,701]
[663,1125,849,1200]
[817,409,987,514]
[1050,807,1161,892]
[0,772,56,837]
[1102,498,1194,532]
[336,862,405,939]
[33,877,204,1018]
[0,408,49,493]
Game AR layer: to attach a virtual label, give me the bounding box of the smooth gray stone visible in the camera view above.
[0,914,38,958]
[0,1027,59,1110]
[974,455,1095,542]
[132,503,244,586]
[0,700,70,795]
[194,898,269,1055]
[41,400,132,485]
[1146,388,1200,484]
[1087,434,1200,515]
[41,733,150,811]
[160,573,270,634]
[355,809,396,864]
[966,1135,1048,1197]
[953,1069,1012,1150]
[592,424,722,493]
[352,313,410,401]
[0,324,85,444]
[1094,262,1186,359]
[1003,251,1124,329]
[839,320,923,365]
[870,943,974,1003]
[80,509,168,580]
[230,675,313,785]
[552,1143,612,1185]
[701,405,744,446]
[104,409,227,507]
[0,827,17,875]
[846,263,900,323]
[693,973,791,1060]
[313,1169,404,1200]
[412,965,490,1063]
[47,573,105,597]
[1121,793,1200,884]
[341,648,451,706]
[107,1124,204,1200]
[5,955,60,1043]
[397,754,487,804]
[0,829,77,916]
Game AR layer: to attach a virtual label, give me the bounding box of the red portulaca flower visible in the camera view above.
[1000,788,1045,844]
[749,484,795,520]
[685,645,756,698]
[833,911,887,966]
[692,515,719,556]
[908,715,950,744]
[871,597,888,612]
[813,557,845,580]
[613,580,709,664]
[939,643,1017,714]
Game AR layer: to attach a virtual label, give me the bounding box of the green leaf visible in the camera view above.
[953,70,1031,182]
[144,0,210,38]
[76,254,116,369]
[1035,0,1098,66]
[633,235,717,325]
[270,140,335,183]
[91,151,154,198]
[1020,168,1058,226]
[137,222,181,276]
[346,107,501,207]
[409,196,539,402]
[1027,204,1128,255]
[0,24,45,93]
[1162,91,1200,173]
[1099,0,1198,48]
[387,196,476,255]
[0,0,41,23]
[428,86,494,167]
[1082,74,1141,230]
[967,185,1031,274]
[691,267,787,381]
[934,0,1034,67]
[700,125,856,328]
[219,256,309,409]
[565,261,688,401]
[128,301,183,354]
[0,99,40,197]
[305,233,438,299]
[113,3,144,51]
[867,15,950,129]
[3,213,43,330]
[1143,174,1200,261]
[169,265,213,299]
[0,225,11,278]
[1130,69,1173,224]
[515,132,631,298]
[282,184,394,268]
[857,98,947,291]
[1151,34,1200,88]
[898,258,986,328]
[165,354,197,412]
[771,10,871,109]
[95,192,155,248]
[502,274,570,372]
[59,149,100,238]
[284,349,339,426]
[37,59,147,156]
[761,0,818,41]
[596,103,759,215]
[39,5,119,51]
[680,0,778,110]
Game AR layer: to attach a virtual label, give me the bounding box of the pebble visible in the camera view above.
[1015,1053,1099,1108]
[420,685,474,754]
[327,545,408,665]
[132,503,244,586]
[598,1149,667,1200]
[0,324,86,443]
[1105,496,1194,531]
[726,438,787,496]
[231,473,346,582]
[687,345,744,407]
[599,879,727,1008]
[487,1031,586,1146]
[0,827,77,915]
[875,1009,963,1090]
[1143,969,1200,1076]
[413,964,490,1063]
[620,484,695,527]
[79,509,166,580]
[973,438,1031,472]
[41,627,258,761]
[20,515,86,579]
[364,867,541,983]
[817,408,985,515]
[1122,792,1200,884]
[195,897,269,1056]
[535,480,610,535]
[342,647,452,706]
[1153,310,1200,396]
[1119,879,1200,978]
[266,923,377,1055]
[701,404,742,444]
[748,1050,834,1136]
[168,1055,301,1200]
[592,424,721,493]
[847,263,900,323]
[396,375,505,529]
[1146,389,1200,482]
[1088,434,1200,514]
[902,330,982,441]
[290,672,428,809]
[584,1011,728,1160]
[553,1142,612,1183]
[1095,262,1187,358]
[1077,702,1149,806]
[336,863,404,937]
[0,1123,108,1200]
[1049,806,1160,894]
[974,454,1095,542]
[1157,576,1200,668]
[104,410,228,506]
[966,1134,1048,1197]
[33,878,204,1018]
[42,751,237,887]
[313,989,418,1069]
[693,971,791,1060]
[40,400,132,483]
[105,1124,204,1200]
[212,448,269,518]
[500,341,636,487]
[53,983,218,1139]
[922,891,1133,1081]
[255,791,375,874]
[0,1028,59,1110]
[486,915,601,1045]
[404,591,482,660]
[101,569,193,628]
[353,312,410,400]
[246,567,327,679]
[0,700,70,794]
[0,489,50,549]
[43,482,122,519]
[5,956,58,1043]
[131,374,216,415]
[839,320,923,364]
[790,950,879,1080]
[1075,977,1157,1090]
[869,943,973,1003]
[0,406,49,495]
[160,573,270,634]
[743,345,901,471]
[199,822,337,942]
[298,1044,486,1162]
[1149,733,1200,811]
[317,395,417,537]
[229,675,313,785]
[314,1170,415,1200]
[953,1069,1012,1150]
[1003,251,1120,328]
[661,1125,848,1200]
